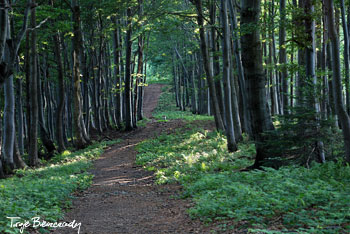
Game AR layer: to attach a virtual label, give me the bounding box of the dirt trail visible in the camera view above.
[52,84,205,234]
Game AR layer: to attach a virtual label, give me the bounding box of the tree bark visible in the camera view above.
[53,32,66,152]
[304,0,325,163]
[221,0,238,152]
[38,58,56,157]
[340,0,350,114]
[3,73,15,171]
[28,0,39,166]
[125,7,134,131]
[324,0,350,162]
[113,18,123,128]
[191,0,225,130]
[228,0,252,137]
[241,0,275,167]
[16,77,24,155]
[71,0,87,148]
[279,0,288,114]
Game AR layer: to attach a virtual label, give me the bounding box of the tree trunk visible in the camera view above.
[209,1,225,126]
[221,0,238,152]
[71,0,87,148]
[3,73,15,171]
[228,0,252,137]
[13,136,26,169]
[324,0,350,162]
[28,1,39,166]
[53,32,66,152]
[113,18,123,128]
[125,7,134,131]
[340,0,350,114]
[304,0,325,163]
[16,78,24,155]
[241,0,275,167]
[192,0,225,130]
[38,59,56,157]
[279,0,288,114]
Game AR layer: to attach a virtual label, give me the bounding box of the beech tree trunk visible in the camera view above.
[53,32,66,152]
[340,0,350,114]
[28,1,39,166]
[71,0,88,148]
[279,0,288,114]
[324,0,350,162]
[191,0,225,130]
[304,0,325,163]
[16,78,24,155]
[3,73,15,171]
[38,58,56,157]
[113,18,123,128]
[241,0,275,167]
[221,0,238,152]
[125,7,134,131]
[228,0,252,137]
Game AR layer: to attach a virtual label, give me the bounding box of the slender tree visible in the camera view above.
[125,7,134,131]
[191,0,225,130]
[324,0,350,162]
[28,0,39,166]
[221,0,238,152]
[71,0,88,148]
[241,0,275,167]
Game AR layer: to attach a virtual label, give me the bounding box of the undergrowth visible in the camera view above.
[0,140,119,234]
[153,86,214,121]
[136,86,350,233]
[147,76,171,85]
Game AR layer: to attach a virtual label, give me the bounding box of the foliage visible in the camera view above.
[136,89,350,233]
[146,72,172,84]
[0,140,119,234]
[262,107,343,167]
[136,121,350,233]
[153,86,214,121]
[137,117,151,128]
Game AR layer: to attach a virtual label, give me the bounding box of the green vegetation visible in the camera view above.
[0,140,119,234]
[146,76,171,85]
[153,86,214,121]
[136,88,350,233]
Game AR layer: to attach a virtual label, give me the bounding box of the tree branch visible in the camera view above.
[13,0,32,55]
[26,17,49,31]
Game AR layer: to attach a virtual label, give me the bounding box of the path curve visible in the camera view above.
[52,84,204,234]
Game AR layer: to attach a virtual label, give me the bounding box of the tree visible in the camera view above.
[53,31,66,152]
[190,0,225,131]
[71,0,88,148]
[0,0,32,174]
[220,0,238,152]
[279,0,288,114]
[240,0,275,167]
[324,0,350,162]
[28,0,39,166]
[124,7,135,131]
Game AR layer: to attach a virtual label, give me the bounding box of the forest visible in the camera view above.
[1,0,350,233]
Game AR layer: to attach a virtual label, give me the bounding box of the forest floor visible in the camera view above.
[13,84,348,234]
[52,84,212,234]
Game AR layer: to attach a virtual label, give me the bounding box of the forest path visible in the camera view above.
[52,84,204,234]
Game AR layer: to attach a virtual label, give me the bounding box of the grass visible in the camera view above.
[0,140,120,234]
[153,86,214,122]
[136,85,350,233]
[147,77,172,85]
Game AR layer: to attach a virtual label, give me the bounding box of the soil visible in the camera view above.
[51,84,210,234]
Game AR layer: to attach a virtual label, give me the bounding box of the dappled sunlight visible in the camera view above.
[94,176,133,186]
[0,141,118,233]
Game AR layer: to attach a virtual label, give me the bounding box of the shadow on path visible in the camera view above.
[52,84,204,234]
